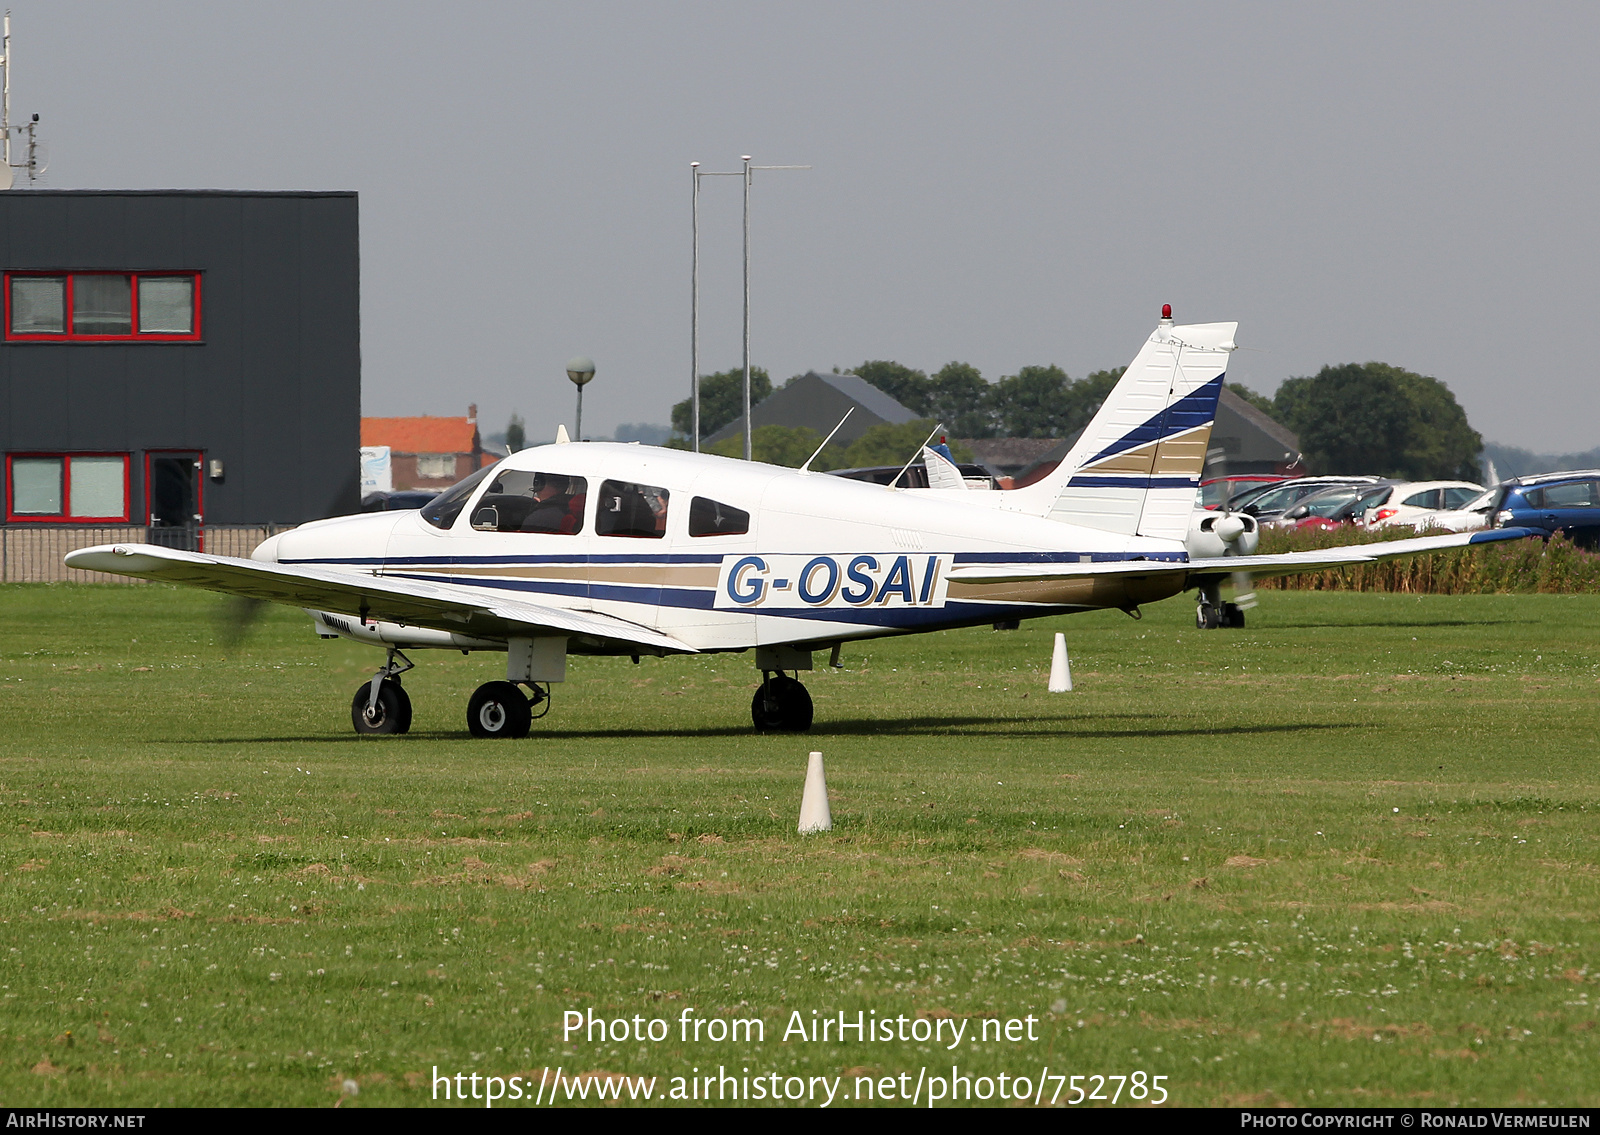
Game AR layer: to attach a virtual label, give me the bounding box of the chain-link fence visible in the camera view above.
[0,524,294,583]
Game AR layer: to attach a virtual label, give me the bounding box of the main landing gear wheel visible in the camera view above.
[1196,601,1245,630]
[351,679,412,735]
[751,673,813,733]
[467,681,533,739]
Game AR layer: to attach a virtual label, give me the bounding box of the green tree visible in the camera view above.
[927,362,994,437]
[1063,367,1125,436]
[992,365,1073,437]
[838,419,973,469]
[505,413,526,453]
[1272,362,1482,480]
[850,360,931,414]
[707,424,843,469]
[669,367,773,444]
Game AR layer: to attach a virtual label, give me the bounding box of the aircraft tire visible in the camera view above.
[751,675,813,733]
[467,681,533,739]
[1195,603,1222,630]
[351,680,412,736]
[1221,603,1245,629]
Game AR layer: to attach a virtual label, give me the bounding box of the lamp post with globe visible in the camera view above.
[566,356,595,441]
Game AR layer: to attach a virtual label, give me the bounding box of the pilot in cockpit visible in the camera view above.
[520,474,571,532]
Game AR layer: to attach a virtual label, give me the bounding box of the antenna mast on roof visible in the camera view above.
[0,12,48,189]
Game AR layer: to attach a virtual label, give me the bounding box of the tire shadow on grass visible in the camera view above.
[163,719,1359,743]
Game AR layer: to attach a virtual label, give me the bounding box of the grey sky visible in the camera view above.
[17,2,1599,450]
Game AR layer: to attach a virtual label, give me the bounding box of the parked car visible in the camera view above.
[828,464,999,489]
[1227,476,1385,523]
[1269,482,1403,531]
[1198,474,1285,510]
[1488,470,1600,547]
[1363,481,1484,530]
[1409,485,1500,533]
[361,490,441,512]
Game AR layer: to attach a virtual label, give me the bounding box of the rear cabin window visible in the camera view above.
[420,464,498,530]
[596,480,668,538]
[688,496,749,537]
[471,471,588,534]
[1539,480,1600,509]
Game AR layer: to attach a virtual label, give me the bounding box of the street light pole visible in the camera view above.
[690,155,809,459]
[566,356,595,442]
[741,156,752,460]
[690,162,701,452]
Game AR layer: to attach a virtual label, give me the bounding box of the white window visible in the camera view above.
[416,454,456,479]
[6,454,130,521]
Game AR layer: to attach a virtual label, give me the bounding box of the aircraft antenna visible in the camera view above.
[798,408,853,474]
[886,422,944,491]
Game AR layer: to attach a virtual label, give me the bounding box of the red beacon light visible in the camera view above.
[1161,304,1172,320]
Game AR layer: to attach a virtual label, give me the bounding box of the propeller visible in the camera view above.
[1186,450,1261,626]
[216,595,268,646]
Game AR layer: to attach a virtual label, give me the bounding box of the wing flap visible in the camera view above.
[63,543,694,653]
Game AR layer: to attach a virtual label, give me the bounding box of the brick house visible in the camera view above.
[360,405,488,492]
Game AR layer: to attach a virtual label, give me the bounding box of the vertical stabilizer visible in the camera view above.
[1009,313,1236,540]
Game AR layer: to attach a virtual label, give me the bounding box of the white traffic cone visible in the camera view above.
[1048,632,1072,692]
[798,751,832,834]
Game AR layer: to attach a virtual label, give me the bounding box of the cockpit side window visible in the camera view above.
[470,471,589,534]
[596,480,668,538]
[420,463,499,530]
[688,496,749,537]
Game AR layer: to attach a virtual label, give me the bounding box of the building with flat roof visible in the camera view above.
[0,189,360,539]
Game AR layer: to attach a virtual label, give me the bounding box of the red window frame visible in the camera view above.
[5,452,133,522]
[143,449,205,529]
[4,271,202,342]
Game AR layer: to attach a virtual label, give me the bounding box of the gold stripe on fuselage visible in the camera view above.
[947,573,1187,608]
[383,563,720,588]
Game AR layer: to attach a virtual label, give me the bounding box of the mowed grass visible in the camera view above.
[0,583,1597,1108]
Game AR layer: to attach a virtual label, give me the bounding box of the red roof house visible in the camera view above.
[361,404,488,491]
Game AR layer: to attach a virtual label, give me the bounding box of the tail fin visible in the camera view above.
[1009,314,1236,540]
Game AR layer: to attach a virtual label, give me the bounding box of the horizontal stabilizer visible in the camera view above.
[946,527,1541,585]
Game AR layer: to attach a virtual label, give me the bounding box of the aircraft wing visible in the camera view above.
[944,527,1543,585]
[62,543,694,653]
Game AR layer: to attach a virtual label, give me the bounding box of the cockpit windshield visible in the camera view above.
[419,463,499,530]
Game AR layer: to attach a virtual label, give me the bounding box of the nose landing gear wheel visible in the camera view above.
[751,673,813,733]
[467,680,533,739]
[351,679,412,735]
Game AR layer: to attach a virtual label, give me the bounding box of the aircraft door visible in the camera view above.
[590,478,671,625]
[146,451,202,550]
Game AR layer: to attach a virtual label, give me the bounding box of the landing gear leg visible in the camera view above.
[751,671,813,733]
[1195,580,1224,631]
[351,647,414,735]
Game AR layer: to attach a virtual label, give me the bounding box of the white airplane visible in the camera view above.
[65,309,1534,739]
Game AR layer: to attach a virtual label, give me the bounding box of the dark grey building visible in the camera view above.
[704,370,919,450]
[0,190,359,534]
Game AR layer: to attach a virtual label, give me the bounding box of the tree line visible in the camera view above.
[663,358,1483,480]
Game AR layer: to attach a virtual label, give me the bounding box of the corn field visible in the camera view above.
[1255,527,1600,594]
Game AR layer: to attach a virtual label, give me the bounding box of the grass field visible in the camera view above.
[1,583,1597,1108]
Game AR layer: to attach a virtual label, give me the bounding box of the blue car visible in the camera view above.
[1491,470,1600,547]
